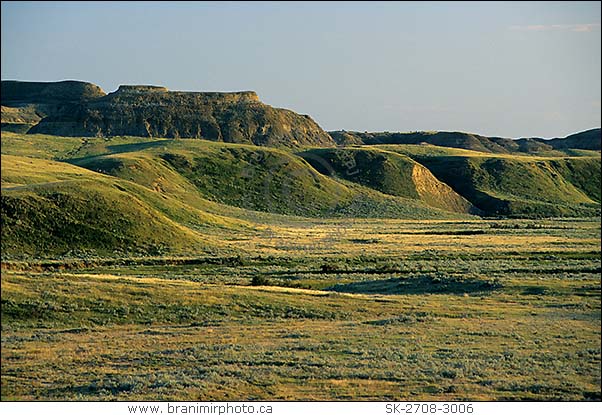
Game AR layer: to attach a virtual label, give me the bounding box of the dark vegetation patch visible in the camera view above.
[348,238,380,244]
[365,312,434,325]
[326,275,503,295]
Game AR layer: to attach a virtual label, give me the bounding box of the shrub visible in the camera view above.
[251,275,271,286]
[320,263,339,273]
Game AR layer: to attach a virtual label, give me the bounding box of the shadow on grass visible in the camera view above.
[46,379,137,397]
[63,140,173,164]
[325,275,502,295]
[105,140,173,154]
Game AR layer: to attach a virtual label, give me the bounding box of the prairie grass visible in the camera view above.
[2,218,600,401]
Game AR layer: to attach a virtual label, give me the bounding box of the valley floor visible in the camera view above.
[1,218,601,400]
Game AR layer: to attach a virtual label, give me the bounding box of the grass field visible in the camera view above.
[2,217,600,401]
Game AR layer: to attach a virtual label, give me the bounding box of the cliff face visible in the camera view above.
[1,81,334,148]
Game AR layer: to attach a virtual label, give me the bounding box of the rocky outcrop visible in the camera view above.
[1,80,334,148]
[1,105,43,132]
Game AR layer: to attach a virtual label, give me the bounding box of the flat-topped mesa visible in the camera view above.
[111,85,260,104]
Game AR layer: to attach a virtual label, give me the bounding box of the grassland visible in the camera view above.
[2,218,600,401]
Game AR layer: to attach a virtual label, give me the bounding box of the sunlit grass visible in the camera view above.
[2,218,600,401]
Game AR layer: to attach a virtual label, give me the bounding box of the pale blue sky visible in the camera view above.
[2,1,600,138]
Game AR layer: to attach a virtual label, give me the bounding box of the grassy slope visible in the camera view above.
[0,154,254,258]
[374,145,601,217]
[298,147,476,214]
[72,141,349,217]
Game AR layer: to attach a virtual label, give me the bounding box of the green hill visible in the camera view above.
[298,147,476,214]
[1,122,600,260]
[0,154,254,258]
[2,155,216,256]
[379,146,601,217]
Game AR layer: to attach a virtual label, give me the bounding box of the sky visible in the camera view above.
[1,1,600,138]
